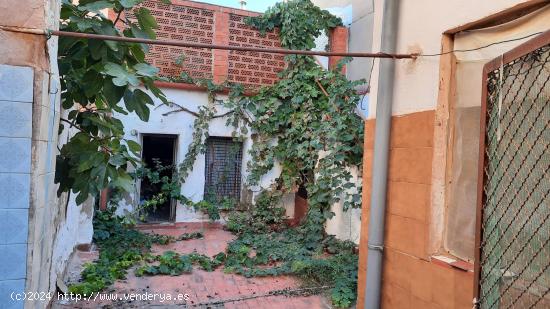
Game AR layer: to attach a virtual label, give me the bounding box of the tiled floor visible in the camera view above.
[54,223,331,308]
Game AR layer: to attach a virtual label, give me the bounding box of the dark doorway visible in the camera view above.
[140,134,177,222]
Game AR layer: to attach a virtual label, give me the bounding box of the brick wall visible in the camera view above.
[357,111,474,308]
[125,0,348,89]
[125,0,287,89]
[226,14,284,87]
[125,0,215,80]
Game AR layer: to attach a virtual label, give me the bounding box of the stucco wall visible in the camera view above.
[116,87,293,222]
[356,1,549,308]
[311,0,374,244]
[0,1,95,308]
[366,0,544,119]
[0,1,88,308]
[313,0,375,90]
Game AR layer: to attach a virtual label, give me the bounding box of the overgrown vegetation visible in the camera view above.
[55,0,168,204]
[68,210,158,295]
[68,210,215,295]
[131,160,236,222]
[61,0,363,307]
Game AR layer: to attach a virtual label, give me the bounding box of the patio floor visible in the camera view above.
[53,222,332,308]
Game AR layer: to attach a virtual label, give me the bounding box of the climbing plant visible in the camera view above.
[63,0,364,307]
[144,1,365,306]
[55,0,167,204]
[167,0,364,222]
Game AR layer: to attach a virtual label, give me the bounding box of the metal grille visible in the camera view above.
[477,35,550,308]
[204,137,243,202]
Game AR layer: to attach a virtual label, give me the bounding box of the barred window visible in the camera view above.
[204,137,243,202]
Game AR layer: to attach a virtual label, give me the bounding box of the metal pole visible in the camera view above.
[0,26,415,59]
[364,0,400,308]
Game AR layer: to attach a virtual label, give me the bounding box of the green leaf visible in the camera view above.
[75,191,89,205]
[135,7,157,39]
[108,154,127,166]
[130,25,150,53]
[69,16,99,32]
[103,79,126,106]
[94,24,120,51]
[78,1,114,12]
[123,89,137,113]
[119,0,142,8]
[123,89,151,121]
[126,140,142,153]
[111,172,134,192]
[134,89,154,105]
[104,63,139,87]
[134,63,159,77]
[83,70,103,97]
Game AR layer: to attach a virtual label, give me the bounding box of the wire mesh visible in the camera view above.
[204,137,243,202]
[478,43,550,308]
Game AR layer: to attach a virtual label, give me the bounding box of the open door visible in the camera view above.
[140,134,178,222]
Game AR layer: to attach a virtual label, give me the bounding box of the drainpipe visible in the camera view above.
[364,0,400,308]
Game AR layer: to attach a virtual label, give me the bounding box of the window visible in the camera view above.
[204,137,243,202]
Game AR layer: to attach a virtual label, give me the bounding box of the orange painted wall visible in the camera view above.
[357,110,474,308]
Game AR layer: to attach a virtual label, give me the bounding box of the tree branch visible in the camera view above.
[60,118,113,154]
[162,102,235,119]
[113,10,122,26]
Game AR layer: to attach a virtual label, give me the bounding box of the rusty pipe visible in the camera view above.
[0,26,416,59]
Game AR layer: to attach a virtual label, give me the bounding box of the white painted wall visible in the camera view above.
[117,87,291,222]
[50,108,95,291]
[313,0,373,244]
[362,0,549,258]
[50,195,94,285]
[324,166,362,244]
[367,0,545,119]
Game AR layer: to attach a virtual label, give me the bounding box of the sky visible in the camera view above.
[198,0,281,12]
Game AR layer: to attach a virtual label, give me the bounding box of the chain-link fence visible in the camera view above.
[477,34,550,309]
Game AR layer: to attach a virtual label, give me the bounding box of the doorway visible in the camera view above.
[140,134,177,222]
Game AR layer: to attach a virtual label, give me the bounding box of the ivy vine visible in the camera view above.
[62,0,365,307]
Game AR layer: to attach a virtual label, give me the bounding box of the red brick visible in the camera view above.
[328,26,348,73]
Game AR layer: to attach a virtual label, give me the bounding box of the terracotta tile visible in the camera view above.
[53,224,328,308]
[430,263,455,308]
[411,295,434,309]
[382,280,411,309]
[363,148,374,179]
[385,214,428,258]
[383,249,413,291]
[409,257,433,302]
[387,181,430,222]
[362,177,372,211]
[454,270,474,309]
[357,205,369,309]
[391,111,435,148]
[364,119,376,149]
[389,147,433,184]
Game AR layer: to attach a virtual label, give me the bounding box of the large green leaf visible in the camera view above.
[78,0,114,12]
[104,63,139,86]
[119,0,143,8]
[134,63,159,77]
[94,24,120,51]
[135,8,157,39]
[126,140,142,154]
[123,89,152,121]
